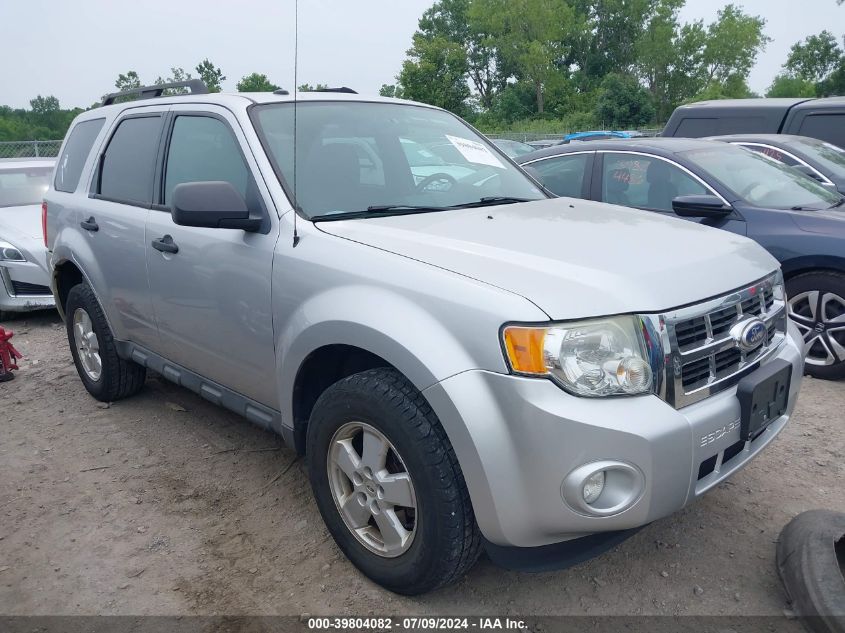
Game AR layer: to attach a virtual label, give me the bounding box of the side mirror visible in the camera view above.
[672,195,732,218]
[171,181,261,231]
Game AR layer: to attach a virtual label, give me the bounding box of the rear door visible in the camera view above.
[145,105,279,407]
[84,106,168,350]
[520,152,593,199]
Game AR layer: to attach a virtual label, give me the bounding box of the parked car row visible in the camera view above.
[514,117,845,380]
[40,81,806,594]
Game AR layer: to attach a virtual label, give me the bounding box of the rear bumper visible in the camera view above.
[0,263,54,312]
[424,320,805,548]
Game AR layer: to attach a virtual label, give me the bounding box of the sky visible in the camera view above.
[0,0,842,110]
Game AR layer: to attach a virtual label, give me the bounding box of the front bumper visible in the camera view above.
[423,320,804,548]
[0,261,55,313]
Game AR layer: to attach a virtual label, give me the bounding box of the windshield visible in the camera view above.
[682,145,842,210]
[789,137,845,178]
[251,102,544,219]
[0,166,52,208]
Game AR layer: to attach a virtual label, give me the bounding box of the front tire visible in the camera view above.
[787,271,845,380]
[65,283,146,401]
[306,368,482,595]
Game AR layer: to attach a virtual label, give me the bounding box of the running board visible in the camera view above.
[114,341,294,448]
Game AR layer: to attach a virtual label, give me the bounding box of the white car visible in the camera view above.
[0,158,55,318]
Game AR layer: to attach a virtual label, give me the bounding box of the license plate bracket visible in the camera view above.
[737,359,792,442]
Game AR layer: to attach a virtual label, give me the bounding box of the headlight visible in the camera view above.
[772,269,785,302]
[502,316,654,397]
[0,240,25,262]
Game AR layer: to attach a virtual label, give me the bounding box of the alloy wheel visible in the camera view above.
[72,307,102,381]
[788,291,845,366]
[327,421,417,558]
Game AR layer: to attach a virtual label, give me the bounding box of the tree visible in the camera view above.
[471,0,576,114]
[379,84,403,98]
[701,4,770,84]
[297,83,328,92]
[594,73,655,128]
[29,95,60,116]
[195,58,225,92]
[785,31,843,83]
[115,71,141,91]
[398,34,470,114]
[155,67,193,94]
[236,73,280,92]
[766,74,817,98]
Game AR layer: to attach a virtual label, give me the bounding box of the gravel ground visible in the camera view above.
[0,311,843,617]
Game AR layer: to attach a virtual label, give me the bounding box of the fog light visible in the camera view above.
[582,470,605,504]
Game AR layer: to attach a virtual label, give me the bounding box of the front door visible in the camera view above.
[145,106,279,407]
[597,152,748,236]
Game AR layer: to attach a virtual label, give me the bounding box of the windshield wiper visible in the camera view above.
[311,205,450,222]
[828,198,845,209]
[450,196,537,209]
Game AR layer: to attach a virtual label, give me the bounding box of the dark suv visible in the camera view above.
[663,97,845,148]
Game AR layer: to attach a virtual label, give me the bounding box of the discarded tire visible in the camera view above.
[777,510,845,633]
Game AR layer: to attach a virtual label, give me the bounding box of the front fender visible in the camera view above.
[276,284,489,427]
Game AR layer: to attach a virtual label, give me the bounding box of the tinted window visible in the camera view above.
[164,116,249,204]
[674,118,718,137]
[601,154,709,211]
[530,154,590,198]
[0,166,52,207]
[55,118,104,193]
[797,114,845,148]
[99,116,163,204]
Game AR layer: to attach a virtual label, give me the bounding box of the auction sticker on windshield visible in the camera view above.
[446,134,505,169]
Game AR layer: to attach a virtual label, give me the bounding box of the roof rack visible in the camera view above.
[310,87,358,94]
[273,88,291,95]
[101,79,209,106]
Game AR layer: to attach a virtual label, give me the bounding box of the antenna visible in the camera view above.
[292,0,300,247]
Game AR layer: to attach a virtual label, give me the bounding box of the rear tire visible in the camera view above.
[787,271,845,380]
[306,368,482,595]
[65,283,146,401]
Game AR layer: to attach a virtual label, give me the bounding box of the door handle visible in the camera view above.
[151,235,179,254]
[80,216,98,232]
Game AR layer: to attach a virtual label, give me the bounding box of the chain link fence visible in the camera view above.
[485,129,662,143]
[0,140,62,159]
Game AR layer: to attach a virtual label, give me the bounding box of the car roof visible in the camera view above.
[673,98,812,111]
[0,157,55,170]
[517,137,724,162]
[74,91,436,123]
[706,134,831,146]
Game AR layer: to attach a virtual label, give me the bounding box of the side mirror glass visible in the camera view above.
[672,195,732,218]
[171,181,261,231]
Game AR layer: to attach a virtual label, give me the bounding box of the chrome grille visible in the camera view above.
[658,273,787,408]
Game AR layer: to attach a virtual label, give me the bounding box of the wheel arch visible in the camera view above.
[780,256,845,280]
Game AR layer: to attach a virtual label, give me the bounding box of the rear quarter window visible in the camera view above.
[54,118,105,193]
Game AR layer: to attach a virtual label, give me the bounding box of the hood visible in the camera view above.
[789,206,845,235]
[316,198,779,319]
[0,204,44,242]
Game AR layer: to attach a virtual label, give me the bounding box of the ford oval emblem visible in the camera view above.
[731,318,768,352]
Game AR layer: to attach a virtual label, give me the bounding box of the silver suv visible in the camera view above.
[45,82,805,595]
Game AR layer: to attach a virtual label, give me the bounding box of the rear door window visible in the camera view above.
[528,153,591,198]
[98,116,164,205]
[55,118,105,193]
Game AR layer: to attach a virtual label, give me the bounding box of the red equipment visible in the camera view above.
[0,327,22,382]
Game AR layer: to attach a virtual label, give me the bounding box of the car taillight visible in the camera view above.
[42,201,48,247]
